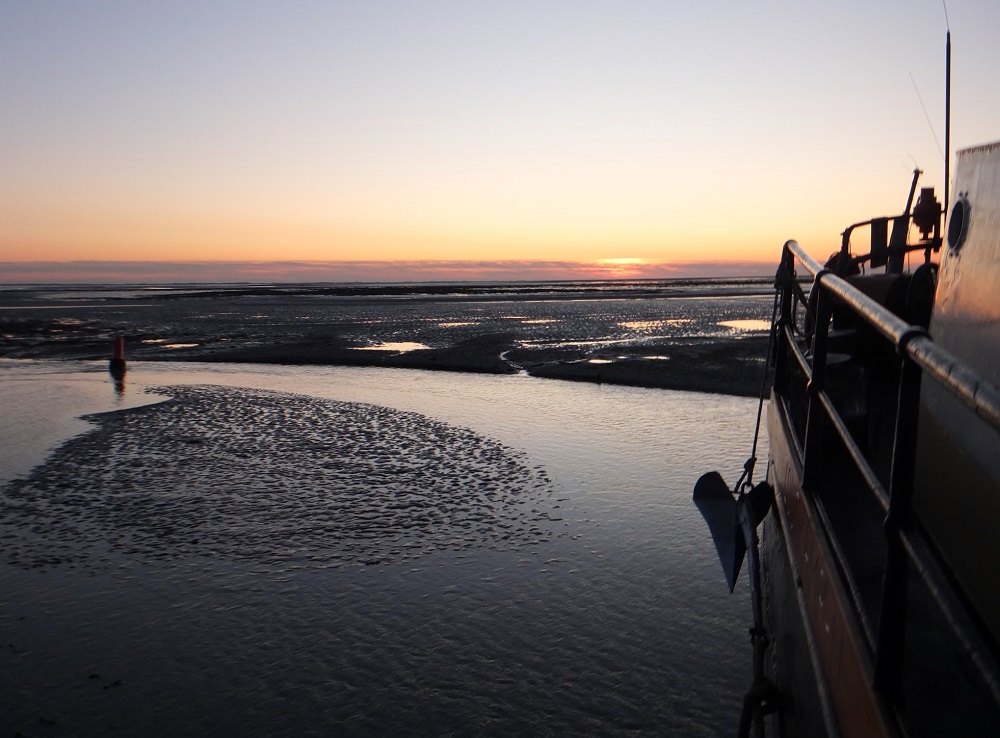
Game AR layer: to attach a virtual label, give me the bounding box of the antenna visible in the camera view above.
[944,29,951,226]
[943,1,951,227]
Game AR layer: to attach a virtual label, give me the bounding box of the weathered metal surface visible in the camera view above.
[915,140,1000,644]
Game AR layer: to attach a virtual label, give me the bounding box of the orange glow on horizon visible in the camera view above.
[0,256,780,285]
[594,258,649,278]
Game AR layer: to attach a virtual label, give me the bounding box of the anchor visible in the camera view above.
[693,469,773,592]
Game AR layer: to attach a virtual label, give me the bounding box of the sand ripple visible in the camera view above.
[1,385,553,568]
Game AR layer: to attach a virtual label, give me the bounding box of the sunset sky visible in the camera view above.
[2,1,998,283]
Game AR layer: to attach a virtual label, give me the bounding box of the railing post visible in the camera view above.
[873,339,924,695]
[802,274,832,487]
[772,245,796,396]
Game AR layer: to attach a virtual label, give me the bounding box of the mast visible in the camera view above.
[944,29,951,224]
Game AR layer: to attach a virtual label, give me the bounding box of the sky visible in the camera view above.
[2,1,998,283]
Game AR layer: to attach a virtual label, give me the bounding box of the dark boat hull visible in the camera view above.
[762,392,896,738]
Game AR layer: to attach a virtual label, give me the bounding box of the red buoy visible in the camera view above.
[109,336,127,380]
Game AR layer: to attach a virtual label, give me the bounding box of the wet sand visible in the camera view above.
[2,385,553,570]
[1,281,775,397]
[200,334,772,397]
[4,330,770,396]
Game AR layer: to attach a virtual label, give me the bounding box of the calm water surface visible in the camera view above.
[0,360,761,736]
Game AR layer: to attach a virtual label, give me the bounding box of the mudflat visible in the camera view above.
[0,279,774,396]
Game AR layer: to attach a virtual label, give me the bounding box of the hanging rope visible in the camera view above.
[734,275,784,496]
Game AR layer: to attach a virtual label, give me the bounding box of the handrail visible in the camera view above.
[785,240,1000,429]
[776,239,1000,712]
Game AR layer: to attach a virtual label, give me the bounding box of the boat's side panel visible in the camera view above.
[915,140,1000,643]
[761,492,833,737]
[765,395,897,738]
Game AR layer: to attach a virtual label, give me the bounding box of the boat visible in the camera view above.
[695,138,1000,736]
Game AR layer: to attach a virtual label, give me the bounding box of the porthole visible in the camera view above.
[947,196,969,252]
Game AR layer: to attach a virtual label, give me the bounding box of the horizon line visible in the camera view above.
[0,258,776,284]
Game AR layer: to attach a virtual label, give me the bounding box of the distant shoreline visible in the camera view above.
[1,278,775,398]
[0,276,776,303]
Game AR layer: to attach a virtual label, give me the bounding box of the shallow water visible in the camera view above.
[0,360,763,736]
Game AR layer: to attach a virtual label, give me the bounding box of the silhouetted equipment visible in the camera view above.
[912,187,942,240]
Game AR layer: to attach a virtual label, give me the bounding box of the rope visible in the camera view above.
[734,278,783,496]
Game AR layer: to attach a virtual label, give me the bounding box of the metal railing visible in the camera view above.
[773,239,1000,708]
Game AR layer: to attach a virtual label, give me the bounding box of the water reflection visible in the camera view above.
[619,319,691,331]
[718,319,771,331]
[356,341,430,352]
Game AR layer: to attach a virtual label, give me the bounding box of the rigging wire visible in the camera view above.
[735,286,781,495]
[910,72,945,161]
